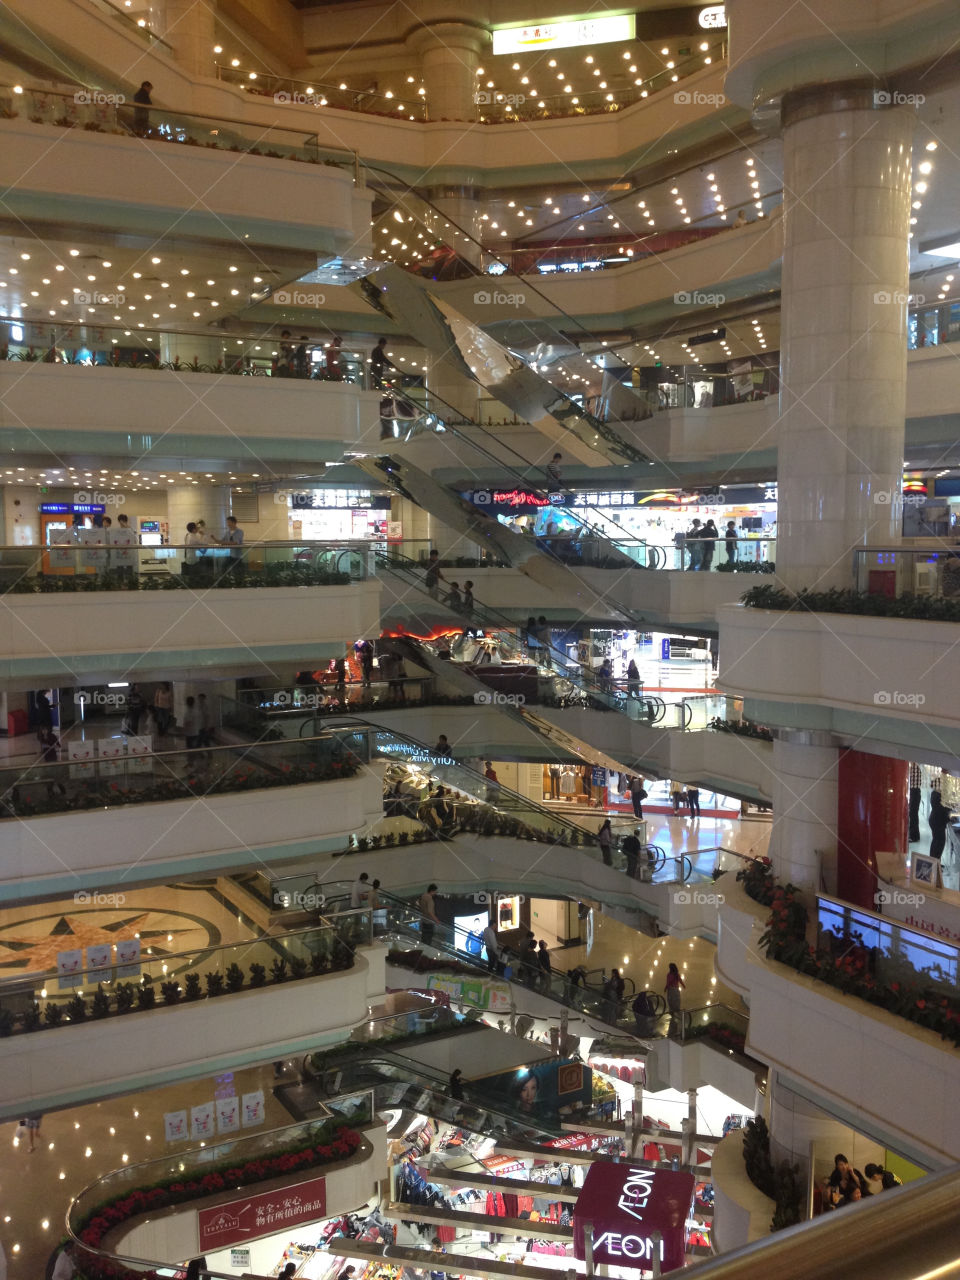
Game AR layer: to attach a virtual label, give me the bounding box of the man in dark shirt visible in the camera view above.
[622,827,643,878]
[370,337,395,389]
[133,81,153,135]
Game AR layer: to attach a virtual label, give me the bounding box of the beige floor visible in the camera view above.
[0,1058,296,1277]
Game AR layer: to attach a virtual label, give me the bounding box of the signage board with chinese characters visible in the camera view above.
[197,1174,327,1250]
[573,1165,695,1273]
[493,14,635,55]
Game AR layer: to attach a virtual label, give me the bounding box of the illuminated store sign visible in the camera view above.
[698,5,727,28]
[493,14,635,55]
[573,1164,695,1273]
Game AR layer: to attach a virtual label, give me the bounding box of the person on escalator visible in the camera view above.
[546,452,563,489]
[632,990,658,1036]
[424,549,445,600]
[446,581,462,611]
[462,581,475,616]
[622,828,643,879]
[370,336,395,389]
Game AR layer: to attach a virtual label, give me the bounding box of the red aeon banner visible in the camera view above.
[573,1164,694,1273]
[197,1175,327,1251]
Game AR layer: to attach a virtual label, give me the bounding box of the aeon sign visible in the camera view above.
[573,1164,694,1274]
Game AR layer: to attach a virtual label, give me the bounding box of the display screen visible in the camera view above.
[454,913,486,959]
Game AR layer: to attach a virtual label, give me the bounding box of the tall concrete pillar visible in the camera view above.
[768,733,839,893]
[161,0,217,80]
[776,88,914,590]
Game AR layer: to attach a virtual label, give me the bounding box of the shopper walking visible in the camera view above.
[929,790,951,860]
[482,920,501,973]
[597,818,614,866]
[700,520,719,571]
[537,939,552,993]
[629,775,647,819]
[152,682,172,736]
[724,520,738,564]
[686,784,701,818]
[622,827,642,878]
[419,884,440,947]
[664,962,686,1020]
[370,337,395,389]
[684,519,703,570]
[626,658,641,699]
[424,549,445,600]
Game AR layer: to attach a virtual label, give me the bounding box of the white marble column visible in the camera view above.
[161,0,217,80]
[777,88,915,590]
[768,733,839,893]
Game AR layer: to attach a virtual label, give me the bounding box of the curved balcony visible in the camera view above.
[0,541,381,679]
[0,358,385,464]
[0,911,385,1117]
[717,876,960,1168]
[0,734,384,902]
[66,1113,385,1278]
[718,599,960,757]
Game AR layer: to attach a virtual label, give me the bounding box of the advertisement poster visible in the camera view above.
[241,1090,265,1128]
[115,936,141,979]
[573,1164,695,1273]
[426,974,512,1013]
[126,735,153,775]
[56,948,84,989]
[163,1110,189,1143]
[470,1059,592,1121]
[216,1096,240,1134]
[67,739,96,780]
[198,1175,326,1251]
[85,944,113,982]
[97,737,126,778]
[191,1102,216,1141]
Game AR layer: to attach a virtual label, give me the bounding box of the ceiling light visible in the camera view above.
[926,140,938,151]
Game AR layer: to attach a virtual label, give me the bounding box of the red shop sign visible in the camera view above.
[197,1175,327,1251]
[573,1164,694,1274]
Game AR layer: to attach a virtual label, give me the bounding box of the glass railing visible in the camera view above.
[219,676,442,732]
[0,539,372,590]
[0,911,366,1032]
[67,1112,366,1280]
[817,894,960,998]
[0,85,359,173]
[0,314,370,385]
[215,63,428,121]
[852,546,960,598]
[0,733,361,822]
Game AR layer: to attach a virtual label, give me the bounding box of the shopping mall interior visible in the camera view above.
[0,0,958,1276]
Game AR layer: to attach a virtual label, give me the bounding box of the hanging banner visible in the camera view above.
[241,1090,265,1128]
[425,974,512,1012]
[191,1101,216,1141]
[216,1096,241,1135]
[573,1165,695,1273]
[164,1110,189,1143]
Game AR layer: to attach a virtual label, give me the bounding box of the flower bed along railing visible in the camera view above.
[71,1124,362,1279]
[741,861,960,1046]
[742,583,960,622]
[709,717,774,742]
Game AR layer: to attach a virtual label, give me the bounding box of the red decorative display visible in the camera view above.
[573,1164,695,1273]
[198,1174,327,1250]
[837,749,908,909]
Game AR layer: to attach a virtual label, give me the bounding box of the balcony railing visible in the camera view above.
[0,908,368,1034]
[0,732,362,822]
[0,539,373,591]
[0,85,359,176]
